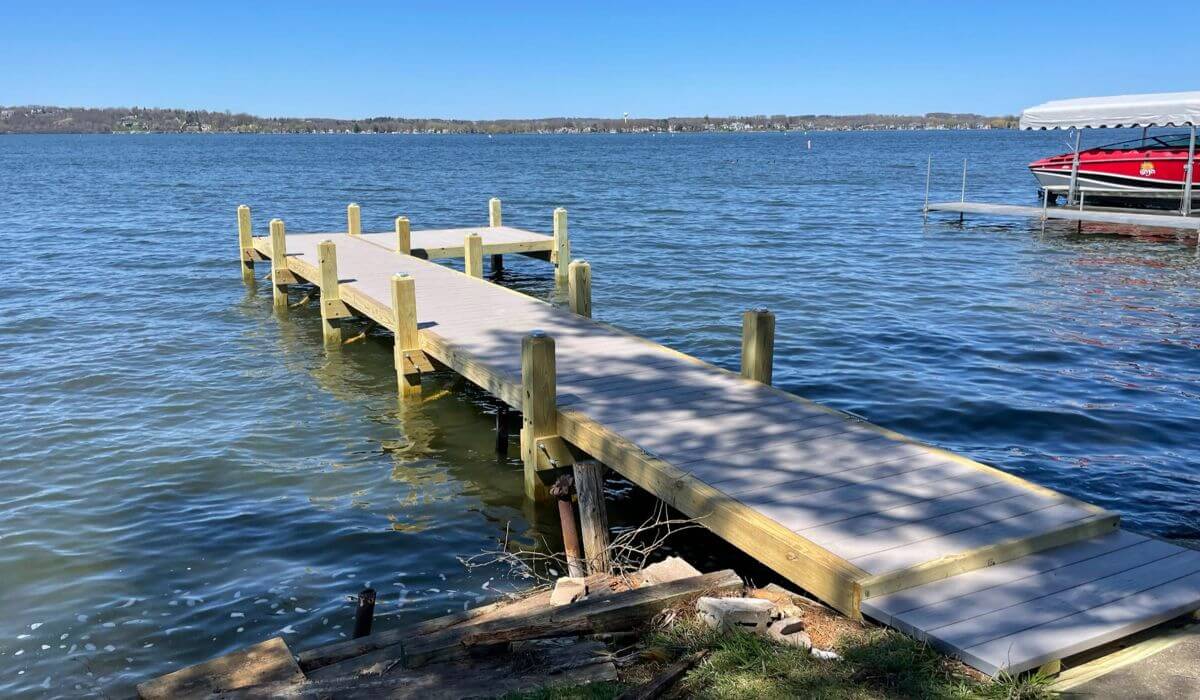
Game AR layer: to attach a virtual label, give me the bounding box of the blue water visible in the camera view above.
[0,131,1197,697]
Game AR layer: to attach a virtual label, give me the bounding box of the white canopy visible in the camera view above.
[1019,91,1200,130]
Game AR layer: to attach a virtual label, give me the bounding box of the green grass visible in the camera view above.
[505,614,1058,700]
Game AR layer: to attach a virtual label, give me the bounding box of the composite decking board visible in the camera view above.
[926,201,1200,231]
[850,503,1097,574]
[809,487,1057,557]
[250,230,1195,676]
[889,538,1183,633]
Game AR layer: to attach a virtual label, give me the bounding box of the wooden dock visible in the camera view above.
[235,200,1200,677]
[926,200,1200,236]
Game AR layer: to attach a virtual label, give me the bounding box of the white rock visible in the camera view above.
[549,577,588,606]
[696,597,776,634]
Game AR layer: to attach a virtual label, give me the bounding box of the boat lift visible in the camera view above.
[925,91,1199,238]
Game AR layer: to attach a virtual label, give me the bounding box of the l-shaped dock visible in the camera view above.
[235,200,1200,677]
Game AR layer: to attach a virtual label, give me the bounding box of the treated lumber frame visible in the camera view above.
[249,225,1119,620]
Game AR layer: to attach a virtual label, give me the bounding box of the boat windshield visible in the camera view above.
[1093,133,1196,151]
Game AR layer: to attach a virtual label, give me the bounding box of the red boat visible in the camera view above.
[1020,92,1197,213]
[1029,133,1197,207]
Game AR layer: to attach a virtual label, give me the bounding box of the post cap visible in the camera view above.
[528,329,547,338]
[752,307,772,314]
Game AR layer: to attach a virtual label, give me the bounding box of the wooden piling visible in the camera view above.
[317,240,344,345]
[551,475,587,579]
[490,254,504,274]
[269,218,290,310]
[347,203,361,236]
[237,205,254,278]
[740,308,775,385]
[353,589,376,639]
[573,460,610,575]
[568,260,592,318]
[464,233,483,278]
[489,197,502,227]
[521,331,556,502]
[390,274,422,397]
[553,207,571,284]
[394,216,411,255]
[495,403,510,457]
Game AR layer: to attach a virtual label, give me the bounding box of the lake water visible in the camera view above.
[1,131,1197,697]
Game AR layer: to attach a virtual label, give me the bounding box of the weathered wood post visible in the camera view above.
[550,475,587,579]
[521,331,555,502]
[394,216,411,255]
[488,198,504,272]
[347,203,361,236]
[269,218,290,310]
[237,205,254,280]
[573,460,611,574]
[740,308,775,385]
[317,240,343,345]
[495,403,510,457]
[464,233,483,278]
[568,259,592,318]
[553,207,571,285]
[353,588,376,639]
[391,273,422,398]
[489,197,502,227]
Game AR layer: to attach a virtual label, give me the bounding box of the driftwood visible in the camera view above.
[309,569,742,679]
[216,639,616,699]
[616,650,709,700]
[136,637,304,700]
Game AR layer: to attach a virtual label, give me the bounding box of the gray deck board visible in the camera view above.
[255,231,1200,677]
[927,201,1200,231]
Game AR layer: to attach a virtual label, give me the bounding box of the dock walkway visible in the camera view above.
[926,200,1200,235]
[239,204,1200,677]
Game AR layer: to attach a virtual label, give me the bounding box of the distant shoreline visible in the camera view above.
[0,105,1016,135]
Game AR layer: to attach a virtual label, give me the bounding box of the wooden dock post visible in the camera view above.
[573,460,611,574]
[521,331,556,502]
[347,203,361,236]
[237,205,254,280]
[394,216,411,255]
[568,259,592,318]
[316,240,350,345]
[495,403,511,457]
[740,308,775,385]
[353,589,376,639]
[553,207,571,284]
[390,273,422,398]
[489,197,502,227]
[464,233,483,278]
[268,218,292,310]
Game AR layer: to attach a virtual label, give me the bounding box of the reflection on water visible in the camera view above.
[0,130,1197,696]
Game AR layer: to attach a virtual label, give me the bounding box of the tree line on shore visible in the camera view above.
[0,105,1017,134]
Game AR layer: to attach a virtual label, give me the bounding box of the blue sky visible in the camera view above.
[1,2,1190,119]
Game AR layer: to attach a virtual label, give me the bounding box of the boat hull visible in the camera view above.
[1030,137,1196,206]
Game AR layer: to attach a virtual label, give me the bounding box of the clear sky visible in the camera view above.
[1,1,1190,120]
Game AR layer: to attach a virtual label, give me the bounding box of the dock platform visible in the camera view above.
[235,200,1200,677]
[926,201,1200,235]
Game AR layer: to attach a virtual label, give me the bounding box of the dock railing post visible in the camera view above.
[740,308,775,385]
[1182,125,1196,217]
[464,233,483,278]
[395,216,411,255]
[391,274,422,398]
[269,218,290,310]
[237,205,254,280]
[568,259,591,318]
[553,207,571,285]
[521,331,555,502]
[317,240,345,345]
[347,203,361,236]
[489,197,502,227]
[573,460,611,574]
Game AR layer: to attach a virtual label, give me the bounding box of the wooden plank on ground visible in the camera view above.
[137,637,303,700]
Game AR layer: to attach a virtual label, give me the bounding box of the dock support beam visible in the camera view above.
[317,240,350,345]
[347,203,361,236]
[568,260,592,318]
[573,460,611,574]
[394,216,411,255]
[489,197,502,227]
[741,308,775,385]
[521,331,556,502]
[464,233,483,278]
[553,208,571,285]
[269,218,292,311]
[495,403,510,457]
[391,274,422,398]
[551,475,587,579]
[237,205,254,280]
